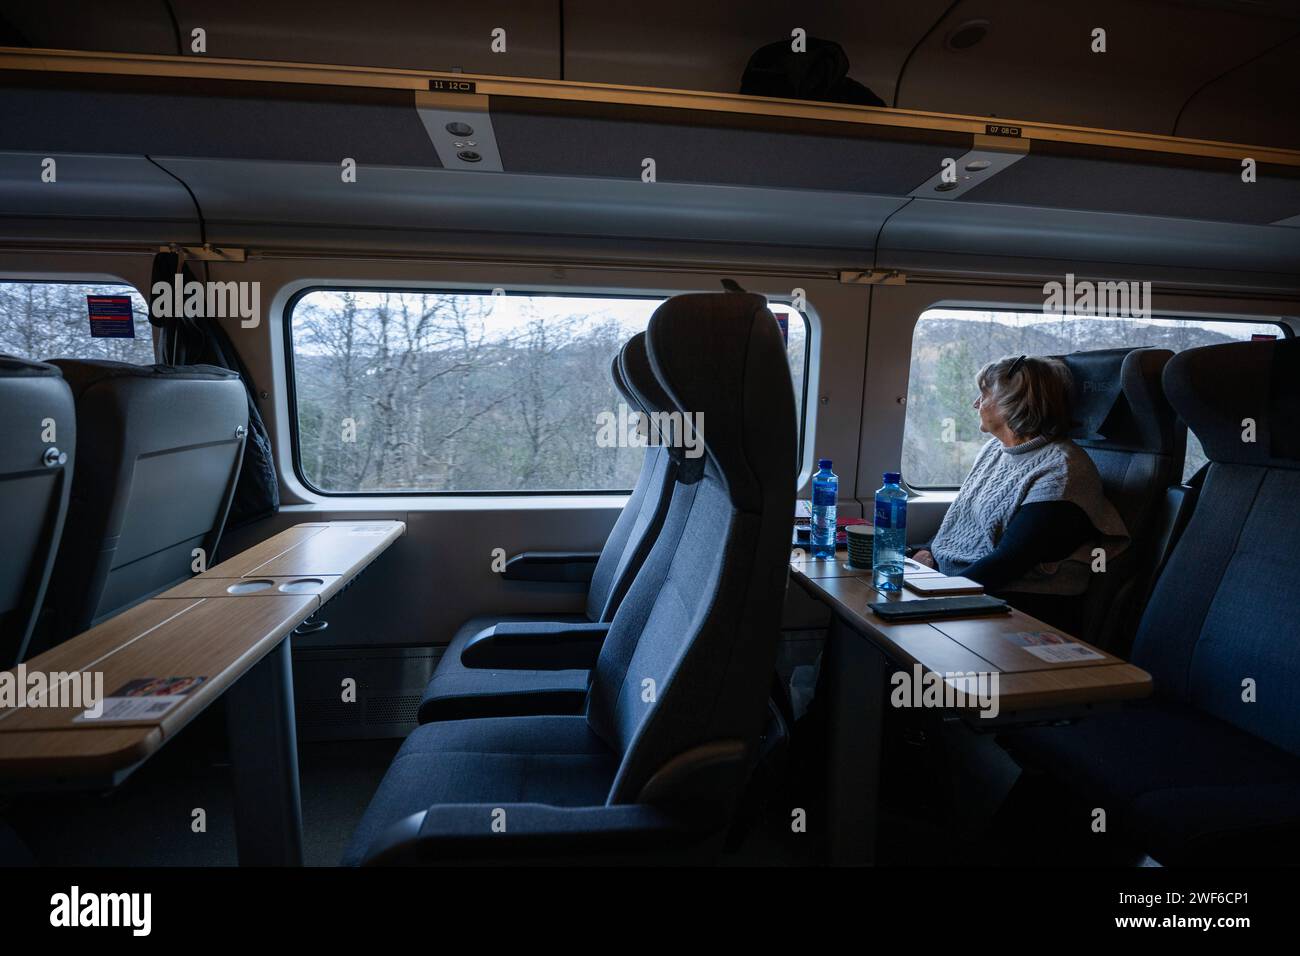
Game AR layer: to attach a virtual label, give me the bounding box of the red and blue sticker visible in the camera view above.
[86,295,135,339]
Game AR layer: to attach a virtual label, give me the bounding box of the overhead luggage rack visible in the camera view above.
[3,46,1298,168]
[2,47,1299,291]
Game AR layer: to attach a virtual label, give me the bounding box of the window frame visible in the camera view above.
[283,284,810,498]
[900,306,1293,492]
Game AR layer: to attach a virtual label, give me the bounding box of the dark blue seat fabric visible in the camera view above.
[580,342,678,625]
[0,818,32,866]
[418,614,590,721]
[1135,463,1300,749]
[1001,337,1300,865]
[38,359,246,647]
[347,292,796,864]
[341,717,616,865]
[585,295,797,804]
[1004,699,1300,864]
[416,337,677,723]
[1054,347,1184,649]
[0,355,74,667]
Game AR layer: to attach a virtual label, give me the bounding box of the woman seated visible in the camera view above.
[912,354,1128,632]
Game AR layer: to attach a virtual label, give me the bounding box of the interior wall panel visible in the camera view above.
[168,0,561,78]
[1175,35,1300,149]
[896,0,1293,142]
[1,1,176,54]
[562,0,952,103]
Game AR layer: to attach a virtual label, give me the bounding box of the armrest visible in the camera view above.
[502,551,600,583]
[460,622,611,670]
[362,803,712,866]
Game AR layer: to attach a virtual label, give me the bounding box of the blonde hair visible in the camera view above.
[976,355,1074,440]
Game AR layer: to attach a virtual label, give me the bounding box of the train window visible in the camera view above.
[287,289,807,494]
[902,307,1286,488]
[0,280,154,364]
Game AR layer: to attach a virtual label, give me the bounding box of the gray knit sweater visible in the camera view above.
[930,436,1129,595]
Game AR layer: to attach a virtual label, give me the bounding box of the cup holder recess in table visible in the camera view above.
[226,579,276,595]
[279,578,326,594]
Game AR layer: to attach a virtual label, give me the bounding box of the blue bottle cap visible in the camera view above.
[818,458,833,469]
[883,471,901,484]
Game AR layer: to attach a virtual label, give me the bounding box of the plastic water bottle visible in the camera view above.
[810,459,838,560]
[873,472,907,591]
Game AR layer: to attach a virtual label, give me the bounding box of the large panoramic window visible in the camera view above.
[901,308,1285,488]
[288,289,807,494]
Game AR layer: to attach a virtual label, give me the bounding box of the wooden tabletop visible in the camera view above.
[790,551,1152,714]
[0,520,405,779]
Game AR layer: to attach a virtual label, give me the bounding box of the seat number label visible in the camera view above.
[430,79,477,93]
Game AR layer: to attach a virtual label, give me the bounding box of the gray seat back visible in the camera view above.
[39,359,247,645]
[1058,347,1184,649]
[1133,337,1300,757]
[0,356,75,665]
[584,340,676,622]
[585,293,797,814]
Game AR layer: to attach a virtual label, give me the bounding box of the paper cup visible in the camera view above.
[845,524,873,569]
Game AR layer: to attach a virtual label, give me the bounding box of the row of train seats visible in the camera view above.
[388,328,1296,866]
[1000,336,1300,864]
[343,291,799,864]
[0,355,247,666]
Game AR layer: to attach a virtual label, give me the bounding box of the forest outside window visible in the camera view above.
[287,289,808,494]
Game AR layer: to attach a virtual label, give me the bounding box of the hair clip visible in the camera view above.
[1007,354,1027,376]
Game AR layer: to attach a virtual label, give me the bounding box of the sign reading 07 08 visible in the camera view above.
[430,79,477,93]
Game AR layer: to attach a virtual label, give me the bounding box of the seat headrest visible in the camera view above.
[646,292,795,510]
[1163,337,1300,468]
[47,359,240,401]
[608,350,635,409]
[1058,347,1178,454]
[0,353,63,378]
[618,333,675,419]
